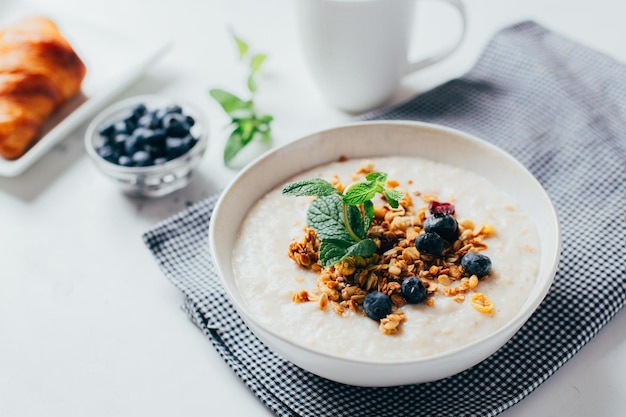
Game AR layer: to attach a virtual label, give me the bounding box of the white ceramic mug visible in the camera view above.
[295,0,467,113]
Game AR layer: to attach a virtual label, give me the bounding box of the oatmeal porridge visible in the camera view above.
[232,156,540,361]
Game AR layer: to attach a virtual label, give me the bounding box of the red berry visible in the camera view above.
[429,201,455,216]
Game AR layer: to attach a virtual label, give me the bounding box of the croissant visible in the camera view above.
[0,16,86,160]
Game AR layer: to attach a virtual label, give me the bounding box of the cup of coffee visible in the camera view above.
[295,0,466,113]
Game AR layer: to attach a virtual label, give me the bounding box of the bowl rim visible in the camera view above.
[84,94,208,174]
[209,120,562,366]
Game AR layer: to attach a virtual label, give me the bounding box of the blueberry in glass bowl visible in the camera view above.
[85,95,208,197]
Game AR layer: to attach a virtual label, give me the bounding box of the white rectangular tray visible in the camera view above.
[0,12,171,177]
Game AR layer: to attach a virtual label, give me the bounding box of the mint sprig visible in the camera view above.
[282,172,404,267]
[210,33,273,164]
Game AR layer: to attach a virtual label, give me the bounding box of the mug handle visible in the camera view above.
[404,0,467,74]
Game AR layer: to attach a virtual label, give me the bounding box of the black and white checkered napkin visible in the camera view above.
[143,21,626,417]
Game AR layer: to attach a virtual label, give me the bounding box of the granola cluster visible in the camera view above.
[288,166,496,335]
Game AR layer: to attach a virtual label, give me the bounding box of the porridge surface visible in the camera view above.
[232,157,540,361]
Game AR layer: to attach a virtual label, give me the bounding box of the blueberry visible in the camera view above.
[165,104,183,114]
[363,292,392,321]
[143,129,166,147]
[162,113,190,137]
[118,155,133,167]
[96,144,117,162]
[153,157,168,165]
[124,116,137,132]
[132,150,153,167]
[137,112,160,129]
[144,144,166,159]
[461,252,492,278]
[401,277,427,304]
[415,232,445,256]
[155,108,168,120]
[181,134,197,151]
[124,135,141,155]
[131,103,147,119]
[133,127,156,145]
[424,214,458,242]
[113,120,130,135]
[98,122,116,138]
[112,133,129,152]
[165,137,187,159]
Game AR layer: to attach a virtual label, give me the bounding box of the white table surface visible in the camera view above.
[1,0,625,416]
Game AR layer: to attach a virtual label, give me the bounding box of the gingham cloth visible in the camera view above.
[143,21,626,417]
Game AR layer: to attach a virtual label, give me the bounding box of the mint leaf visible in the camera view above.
[346,204,366,240]
[209,89,250,115]
[239,118,255,143]
[319,238,377,267]
[247,74,257,93]
[319,239,352,267]
[282,179,340,197]
[233,34,249,60]
[366,172,387,182]
[250,53,267,73]
[258,114,274,124]
[343,182,378,206]
[223,129,246,163]
[383,188,404,209]
[259,128,272,142]
[307,195,353,242]
[362,200,374,232]
[344,238,377,258]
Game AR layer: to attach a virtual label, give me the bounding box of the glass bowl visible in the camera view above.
[85,94,209,198]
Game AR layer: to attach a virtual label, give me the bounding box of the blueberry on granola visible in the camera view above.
[461,252,492,278]
[415,232,445,257]
[424,213,458,242]
[363,291,392,321]
[401,276,427,304]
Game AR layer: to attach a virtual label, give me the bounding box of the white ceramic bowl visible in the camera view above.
[85,94,209,198]
[209,121,561,386]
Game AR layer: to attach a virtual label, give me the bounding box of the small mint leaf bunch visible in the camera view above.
[283,172,404,267]
[210,33,273,164]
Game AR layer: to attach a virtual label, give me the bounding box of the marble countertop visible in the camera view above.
[1,0,625,415]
